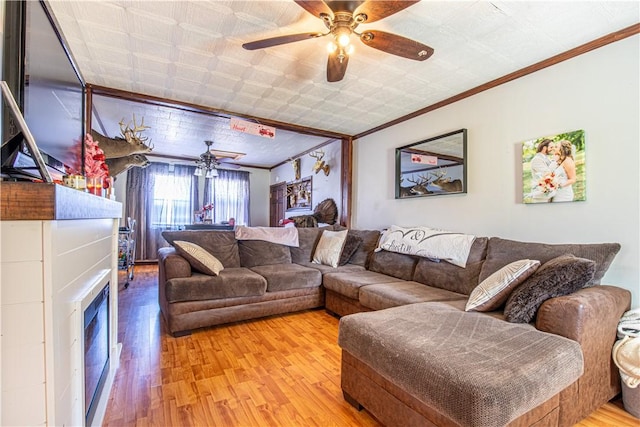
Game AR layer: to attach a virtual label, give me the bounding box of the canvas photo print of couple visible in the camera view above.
[522,129,585,204]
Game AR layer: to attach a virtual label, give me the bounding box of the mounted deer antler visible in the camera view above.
[430,168,463,192]
[119,114,153,147]
[309,150,330,176]
[92,114,154,159]
[406,173,434,195]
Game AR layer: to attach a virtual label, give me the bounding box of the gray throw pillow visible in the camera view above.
[173,240,224,276]
[339,233,363,266]
[504,254,596,323]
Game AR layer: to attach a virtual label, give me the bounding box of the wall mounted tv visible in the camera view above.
[2,0,85,181]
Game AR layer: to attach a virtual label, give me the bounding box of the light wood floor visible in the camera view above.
[104,265,638,426]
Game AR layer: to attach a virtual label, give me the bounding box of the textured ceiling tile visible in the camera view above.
[173,63,210,84]
[43,0,640,165]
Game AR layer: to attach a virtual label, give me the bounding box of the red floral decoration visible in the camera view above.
[84,133,110,180]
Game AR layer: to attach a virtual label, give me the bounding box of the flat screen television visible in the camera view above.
[2,0,85,181]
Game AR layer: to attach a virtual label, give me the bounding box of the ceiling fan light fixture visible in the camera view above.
[195,140,220,178]
[337,33,350,47]
[335,26,351,47]
[327,41,338,53]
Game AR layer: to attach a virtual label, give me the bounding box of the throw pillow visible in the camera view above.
[375,225,476,268]
[312,230,348,268]
[465,259,540,312]
[174,240,224,276]
[338,233,363,266]
[504,254,596,323]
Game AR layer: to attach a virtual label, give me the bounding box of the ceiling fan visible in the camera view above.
[242,0,434,82]
[194,140,242,177]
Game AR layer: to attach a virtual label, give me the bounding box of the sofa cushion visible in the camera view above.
[238,240,292,267]
[289,227,326,264]
[504,254,596,323]
[339,233,362,266]
[338,302,584,427]
[479,237,619,286]
[413,237,489,295]
[369,250,418,281]
[165,268,267,303]
[345,229,381,267]
[162,230,241,268]
[323,270,407,300]
[465,259,540,312]
[359,282,467,311]
[312,229,348,267]
[250,263,322,292]
[297,261,366,275]
[173,240,224,276]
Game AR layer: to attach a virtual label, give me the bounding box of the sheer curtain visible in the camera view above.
[125,163,199,261]
[206,169,250,225]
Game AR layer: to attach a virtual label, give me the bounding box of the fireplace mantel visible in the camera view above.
[0,181,121,220]
[1,184,122,426]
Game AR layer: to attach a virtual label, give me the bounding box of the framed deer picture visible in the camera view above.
[395,129,467,199]
[286,176,313,211]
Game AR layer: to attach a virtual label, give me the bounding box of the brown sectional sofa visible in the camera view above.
[330,235,629,427]
[157,226,631,427]
[157,227,379,335]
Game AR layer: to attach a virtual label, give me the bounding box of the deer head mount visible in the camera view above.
[309,150,330,176]
[399,173,434,197]
[105,153,150,177]
[92,114,153,159]
[430,168,463,192]
[290,158,301,181]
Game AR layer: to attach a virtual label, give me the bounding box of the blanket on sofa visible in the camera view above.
[235,226,299,247]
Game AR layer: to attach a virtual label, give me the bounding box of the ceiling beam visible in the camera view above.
[87,84,350,141]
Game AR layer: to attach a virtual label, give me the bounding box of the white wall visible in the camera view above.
[353,35,640,308]
[270,139,343,221]
[249,168,270,226]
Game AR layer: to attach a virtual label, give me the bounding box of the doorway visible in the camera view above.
[269,182,287,227]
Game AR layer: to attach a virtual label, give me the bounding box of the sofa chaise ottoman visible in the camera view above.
[327,228,630,426]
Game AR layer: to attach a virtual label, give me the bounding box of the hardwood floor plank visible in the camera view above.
[104,265,638,426]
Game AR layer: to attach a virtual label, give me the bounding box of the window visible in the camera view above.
[206,169,250,226]
[151,172,193,228]
[125,163,199,261]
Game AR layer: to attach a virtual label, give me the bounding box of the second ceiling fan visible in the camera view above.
[242,0,434,82]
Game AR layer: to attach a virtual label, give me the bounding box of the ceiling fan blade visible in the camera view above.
[327,50,349,82]
[359,30,433,61]
[354,0,420,23]
[294,0,334,19]
[242,32,326,50]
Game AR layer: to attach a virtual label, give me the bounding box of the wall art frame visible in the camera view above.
[286,176,312,211]
[395,128,467,199]
[522,129,585,204]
